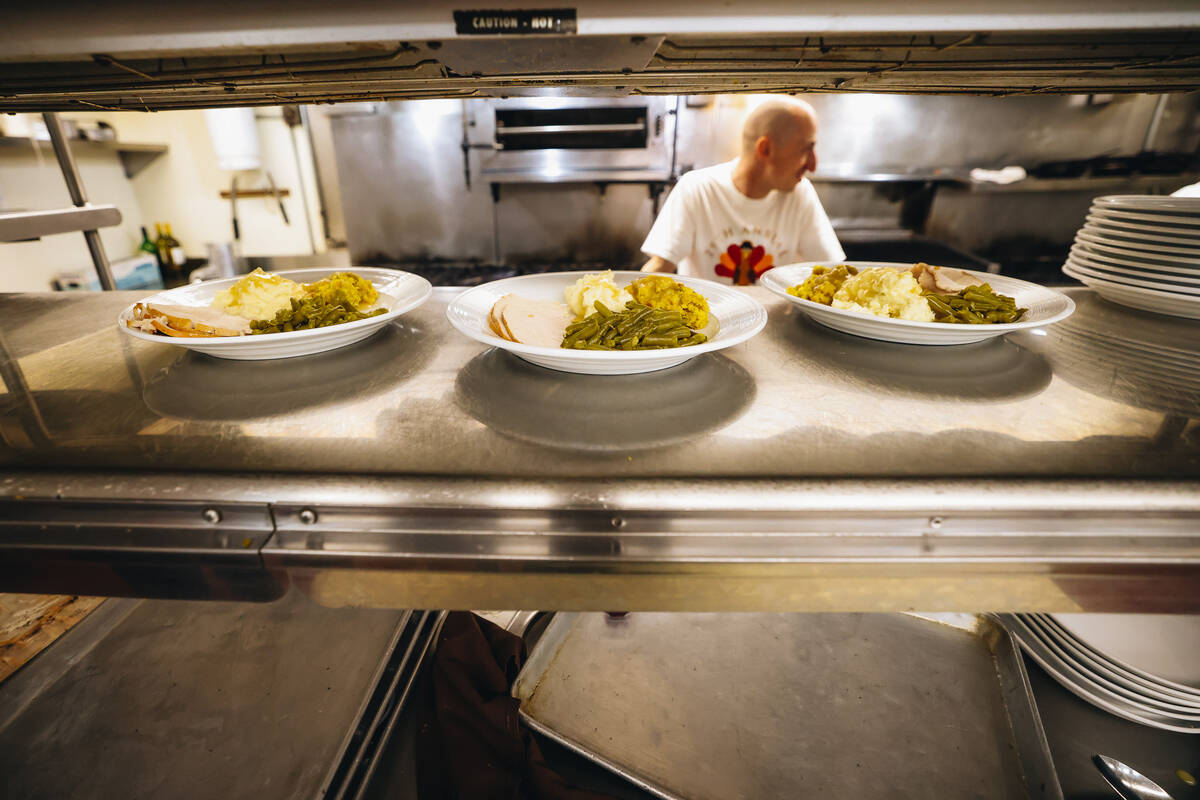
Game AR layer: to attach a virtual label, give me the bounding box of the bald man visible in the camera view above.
[640,98,844,285]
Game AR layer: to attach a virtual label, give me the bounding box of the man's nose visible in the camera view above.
[808,148,818,174]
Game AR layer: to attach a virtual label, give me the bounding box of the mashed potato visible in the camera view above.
[831,268,935,322]
[212,268,305,321]
[564,270,634,319]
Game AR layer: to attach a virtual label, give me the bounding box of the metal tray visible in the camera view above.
[513,612,1062,800]
[0,590,440,800]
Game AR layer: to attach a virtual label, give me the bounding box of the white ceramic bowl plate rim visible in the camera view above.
[1004,616,1200,733]
[1090,206,1200,227]
[1066,253,1200,291]
[1076,229,1200,257]
[1085,214,1200,241]
[1072,238,1200,266]
[1094,195,1200,215]
[117,267,433,360]
[1063,264,1200,319]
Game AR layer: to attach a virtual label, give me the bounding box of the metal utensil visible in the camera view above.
[1094,755,1175,800]
[230,174,240,241]
[265,169,290,225]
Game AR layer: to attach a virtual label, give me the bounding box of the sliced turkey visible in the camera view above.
[500,296,573,347]
[488,294,517,341]
[910,263,982,295]
[127,302,252,337]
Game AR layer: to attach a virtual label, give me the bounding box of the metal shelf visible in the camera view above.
[0,204,121,242]
[965,173,1197,194]
[0,286,1197,612]
[0,136,168,178]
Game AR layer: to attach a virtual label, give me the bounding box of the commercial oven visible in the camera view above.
[474,96,676,184]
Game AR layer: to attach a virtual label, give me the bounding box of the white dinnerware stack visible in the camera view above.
[1000,613,1200,733]
[1064,195,1200,319]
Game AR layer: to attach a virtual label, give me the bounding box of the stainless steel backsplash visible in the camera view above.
[328,93,1198,265]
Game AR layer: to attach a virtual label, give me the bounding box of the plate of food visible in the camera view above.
[445,270,767,374]
[760,261,1075,345]
[118,267,432,360]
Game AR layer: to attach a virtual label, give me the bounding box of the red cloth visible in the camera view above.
[416,612,616,800]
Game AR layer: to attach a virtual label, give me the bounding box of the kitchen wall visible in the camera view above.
[0,108,325,292]
[328,92,1199,269]
[0,141,148,292]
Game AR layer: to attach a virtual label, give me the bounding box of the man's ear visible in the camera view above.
[755,135,772,159]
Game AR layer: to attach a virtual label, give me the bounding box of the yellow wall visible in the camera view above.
[0,108,326,292]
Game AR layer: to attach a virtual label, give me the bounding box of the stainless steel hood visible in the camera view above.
[2,1,1200,110]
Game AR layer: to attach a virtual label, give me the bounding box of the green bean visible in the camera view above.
[251,293,385,334]
[615,307,650,334]
[559,301,711,350]
[561,325,594,348]
[924,284,1026,325]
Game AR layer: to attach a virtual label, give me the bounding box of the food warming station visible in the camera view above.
[2,3,1200,799]
[2,285,1197,611]
[2,0,1199,612]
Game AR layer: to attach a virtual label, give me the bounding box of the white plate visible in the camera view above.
[444,271,767,375]
[1090,206,1200,227]
[1022,616,1200,713]
[1052,614,1200,690]
[1073,238,1200,267]
[1034,615,1200,702]
[1067,250,1200,287]
[1094,195,1200,215]
[1069,243,1200,276]
[1075,253,1200,287]
[1062,263,1200,319]
[1001,614,1200,733]
[1085,214,1200,242]
[1065,257,1200,296]
[118,267,433,360]
[1077,228,1200,257]
[759,262,1075,345]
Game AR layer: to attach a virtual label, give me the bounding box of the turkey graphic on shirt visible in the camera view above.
[715,241,775,285]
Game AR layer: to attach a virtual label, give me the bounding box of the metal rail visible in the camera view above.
[2,474,1198,612]
[42,112,116,290]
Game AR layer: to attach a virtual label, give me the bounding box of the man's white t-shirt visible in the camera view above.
[641,161,845,285]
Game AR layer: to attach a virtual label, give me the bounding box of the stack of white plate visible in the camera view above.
[1000,613,1200,733]
[1063,195,1200,320]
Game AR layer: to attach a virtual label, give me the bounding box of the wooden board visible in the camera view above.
[0,594,105,684]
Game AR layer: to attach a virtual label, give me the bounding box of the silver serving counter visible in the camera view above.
[1,286,1197,611]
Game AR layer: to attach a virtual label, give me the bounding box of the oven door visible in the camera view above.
[473,96,675,183]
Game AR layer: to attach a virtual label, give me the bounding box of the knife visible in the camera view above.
[1094,755,1175,800]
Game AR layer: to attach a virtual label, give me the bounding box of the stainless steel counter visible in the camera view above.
[1,286,1197,611]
